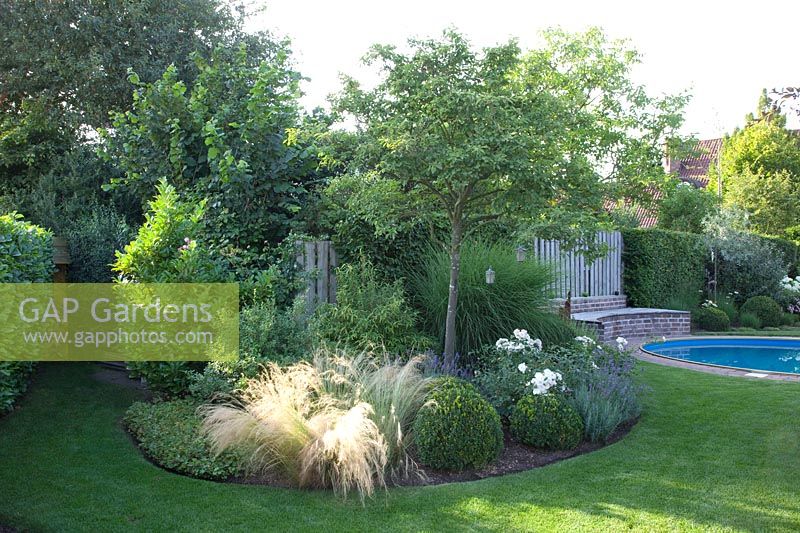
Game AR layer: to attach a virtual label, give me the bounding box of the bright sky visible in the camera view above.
[247,0,799,139]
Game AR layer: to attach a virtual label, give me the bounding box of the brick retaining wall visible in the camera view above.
[578,311,690,342]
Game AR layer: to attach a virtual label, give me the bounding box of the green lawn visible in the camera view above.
[695,326,800,337]
[1,363,800,532]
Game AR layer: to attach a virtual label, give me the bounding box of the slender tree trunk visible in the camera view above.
[443,219,463,364]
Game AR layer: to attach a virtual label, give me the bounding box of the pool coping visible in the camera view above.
[635,336,800,382]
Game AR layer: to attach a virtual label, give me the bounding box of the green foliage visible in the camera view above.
[622,228,707,308]
[413,377,503,471]
[311,258,431,354]
[716,297,739,325]
[124,399,243,480]
[0,0,265,129]
[510,394,584,450]
[692,307,731,332]
[409,241,575,355]
[0,362,34,414]
[740,296,783,328]
[127,362,205,399]
[0,213,54,282]
[657,182,719,234]
[708,105,800,236]
[190,300,311,398]
[333,28,686,357]
[102,44,318,266]
[705,208,788,302]
[64,205,134,282]
[738,312,762,329]
[112,180,229,283]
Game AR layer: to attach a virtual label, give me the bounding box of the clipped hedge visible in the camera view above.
[621,228,707,308]
[0,214,52,414]
[413,377,503,471]
[510,394,584,450]
[0,212,54,282]
[740,296,783,328]
[692,307,730,332]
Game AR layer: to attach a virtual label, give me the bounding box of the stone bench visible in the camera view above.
[571,307,690,342]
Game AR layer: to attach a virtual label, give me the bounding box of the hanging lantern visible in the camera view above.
[516,245,527,262]
[485,266,495,285]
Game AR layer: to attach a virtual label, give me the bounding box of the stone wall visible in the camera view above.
[579,311,690,342]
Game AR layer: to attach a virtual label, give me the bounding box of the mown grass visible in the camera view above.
[1,362,800,532]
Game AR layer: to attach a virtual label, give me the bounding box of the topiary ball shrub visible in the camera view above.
[692,307,731,331]
[510,394,584,450]
[740,296,783,328]
[739,312,762,329]
[413,377,503,471]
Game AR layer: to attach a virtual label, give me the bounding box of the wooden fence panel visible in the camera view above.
[530,231,623,298]
[296,240,338,308]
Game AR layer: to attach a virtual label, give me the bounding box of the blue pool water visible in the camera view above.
[641,338,800,375]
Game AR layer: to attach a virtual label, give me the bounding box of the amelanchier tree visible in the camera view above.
[333,28,687,360]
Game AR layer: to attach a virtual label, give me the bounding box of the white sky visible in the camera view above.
[247,0,799,139]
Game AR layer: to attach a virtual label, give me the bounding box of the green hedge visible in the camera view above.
[758,234,799,277]
[0,212,54,282]
[621,228,707,308]
[0,213,52,414]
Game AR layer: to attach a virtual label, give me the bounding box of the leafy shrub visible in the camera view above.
[705,209,788,303]
[510,394,584,450]
[311,258,431,354]
[0,212,53,282]
[692,307,731,331]
[738,312,762,329]
[740,296,783,328]
[124,399,243,480]
[201,352,432,499]
[0,362,35,414]
[65,204,134,282]
[657,181,719,234]
[127,362,205,399]
[621,228,707,308]
[781,312,798,326]
[409,240,575,355]
[113,179,229,283]
[413,377,503,471]
[716,297,738,325]
[568,354,641,442]
[472,332,597,419]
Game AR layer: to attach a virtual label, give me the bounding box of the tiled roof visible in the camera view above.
[675,138,723,187]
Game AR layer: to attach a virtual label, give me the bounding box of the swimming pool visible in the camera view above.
[641,337,800,375]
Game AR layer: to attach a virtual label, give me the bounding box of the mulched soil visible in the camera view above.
[234,418,638,488]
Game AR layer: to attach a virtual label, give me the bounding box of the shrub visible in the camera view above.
[740,296,783,328]
[0,212,54,282]
[510,394,584,450]
[692,307,731,331]
[739,312,762,329]
[65,205,134,282]
[413,377,503,471]
[568,354,641,442]
[716,298,738,325]
[201,352,432,499]
[781,312,798,326]
[311,258,431,354]
[657,181,719,234]
[0,362,35,414]
[124,399,243,480]
[409,240,575,355]
[113,179,229,284]
[705,208,789,303]
[127,362,205,399]
[621,228,707,308]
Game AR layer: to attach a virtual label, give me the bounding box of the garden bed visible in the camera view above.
[124,403,637,489]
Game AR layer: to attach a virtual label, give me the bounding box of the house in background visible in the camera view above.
[628,138,722,228]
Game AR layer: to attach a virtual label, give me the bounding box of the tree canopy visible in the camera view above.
[709,93,800,237]
[332,28,687,357]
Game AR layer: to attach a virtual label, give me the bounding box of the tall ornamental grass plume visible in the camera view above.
[200,349,433,499]
[409,240,575,355]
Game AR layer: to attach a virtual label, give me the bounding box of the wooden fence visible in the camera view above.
[531,231,623,298]
[296,240,338,308]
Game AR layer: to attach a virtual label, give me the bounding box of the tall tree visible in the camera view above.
[709,94,800,237]
[333,29,686,360]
